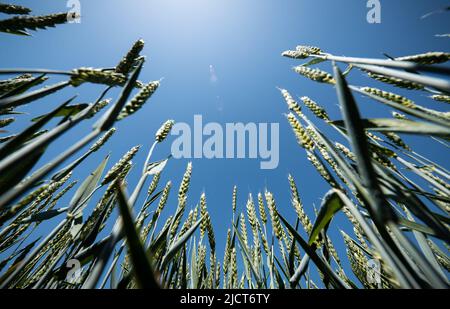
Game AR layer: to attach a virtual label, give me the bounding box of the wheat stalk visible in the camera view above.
[239,212,249,249]
[281,50,310,59]
[361,87,416,108]
[200,193,208,238]
[279,88,303,117]
[0,12,70,35]
[101,146,140,185]
[431,94,450,104]
[70,68,128,87]
[89,128,116,152]
[265,191,284,240]
[232,185,237,213]
[117,81,160,120]
[392,111,408,120]
[381,132,411,151]
[155,120,175,142]
[0,117,14,128]
[115,39,145,74]
[293,66,335,84]
[0,74,34,94]
[394,52,450,65]
[301,96,330,121]
[0,3,31,15]
[286,113,315,150]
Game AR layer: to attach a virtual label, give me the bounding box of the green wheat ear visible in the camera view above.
[431,94,450,104]
[293,66,335,84]
[0,12,71,35]
[282,49,310,59]
[89,128,116,152]
[286,112,315,150]
[300,96,330,121]
[116,39,145,75]
[296,45,322,55]
[231,185,237,213]
[0,3,32,15]
[0,117,15,128]
[1,2,450,290]
[279,88,303,116]
[117,81,160,120]
[394,52,450,65]
[364,71,424,90]
[70,68,128,87]
[361,87,416,108]
[101,145,141,185]
[155,119,175,142]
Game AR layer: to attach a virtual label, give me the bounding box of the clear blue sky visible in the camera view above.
[1,0,449,286]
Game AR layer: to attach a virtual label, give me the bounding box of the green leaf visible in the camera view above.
[273,255,289,287]
[142,190,163,214]
[290,255,311,288]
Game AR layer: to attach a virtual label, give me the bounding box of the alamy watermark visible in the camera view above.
[170,115,279,170]
[367,0,381,24]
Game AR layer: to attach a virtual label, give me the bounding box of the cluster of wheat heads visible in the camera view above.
[279,45,450,288]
